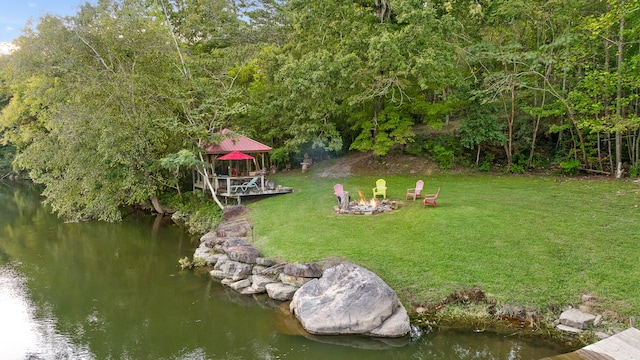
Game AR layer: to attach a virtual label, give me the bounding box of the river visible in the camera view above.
[0,184,571,359]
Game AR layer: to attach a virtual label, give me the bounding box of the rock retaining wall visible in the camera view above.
[192,206,410,338]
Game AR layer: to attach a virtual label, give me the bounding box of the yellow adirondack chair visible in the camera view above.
[372,179,387,199]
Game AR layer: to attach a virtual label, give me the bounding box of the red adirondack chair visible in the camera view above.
[422,187,440,208]
[334,184,345,204]
[406,180,424,201]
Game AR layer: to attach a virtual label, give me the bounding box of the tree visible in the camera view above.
[246,0,459,159]
[1,0,185,221]
[161,0,269,208]
[583,0,640,178]
[459,104,506,167]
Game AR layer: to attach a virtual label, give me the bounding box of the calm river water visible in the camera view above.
[0,184,571,359]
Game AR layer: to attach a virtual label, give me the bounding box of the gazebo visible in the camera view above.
[193,129,292,202]
[204,128,272,174]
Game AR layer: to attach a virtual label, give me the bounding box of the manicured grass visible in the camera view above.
[246,164,640,318]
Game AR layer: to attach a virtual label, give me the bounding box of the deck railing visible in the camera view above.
[193,171,265,195]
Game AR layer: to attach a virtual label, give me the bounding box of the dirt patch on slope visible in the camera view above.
[317,151,438,178]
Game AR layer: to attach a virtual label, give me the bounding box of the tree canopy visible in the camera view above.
[2,0,640,220]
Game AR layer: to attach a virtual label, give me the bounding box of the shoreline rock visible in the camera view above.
[192,206,410,339]
[290,262,410,337]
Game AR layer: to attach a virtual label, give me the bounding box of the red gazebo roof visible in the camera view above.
[204,129,272,154]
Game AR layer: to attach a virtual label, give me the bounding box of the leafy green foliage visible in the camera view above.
[424,134,461,170]
[558,158,582,175]
[0,144,14,174]
[160,149,201,197]
[2,1,185,221]
[460,108,506,151]
[428,143,454,170]
[508,153,528,174]
[479,153,495,172]
[178,256,194,270]
[164,190,222,234]
[4,0,640,223]
[404,134,427,156]
[245,0,459,159]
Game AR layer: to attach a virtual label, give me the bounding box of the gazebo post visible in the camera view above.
[260,153,266,191]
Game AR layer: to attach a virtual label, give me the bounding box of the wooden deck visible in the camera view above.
[217,187,295,204]
[542,327,640,360]
[193,172,294,204]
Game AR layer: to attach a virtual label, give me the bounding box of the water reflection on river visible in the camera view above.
[0,185,570,359]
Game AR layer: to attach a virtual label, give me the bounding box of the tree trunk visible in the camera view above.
[506,78,515,167]
[604,32,611,174]
[374,0,391,22]
[597,131,604,171]
[443,87,450,126]
[198,153,225,210]
[150,195,164,215]
[528,70,548,168]
[615,4,625,179]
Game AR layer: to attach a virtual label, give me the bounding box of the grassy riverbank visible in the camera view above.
[245,157,640,327]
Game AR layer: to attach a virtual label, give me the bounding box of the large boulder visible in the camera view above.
[290,262,410,337]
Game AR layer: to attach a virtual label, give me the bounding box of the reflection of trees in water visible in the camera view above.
[0,265,95,359]
[0,186,198,357]
[0,184,43,224]
[1,185,53,264]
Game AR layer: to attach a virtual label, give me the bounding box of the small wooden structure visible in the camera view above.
[193,129,293,203]
[543,327,640,360]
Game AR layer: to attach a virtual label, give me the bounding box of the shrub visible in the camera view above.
[404,134,427,156]
[425,135,459,170]
[509,153,528,173]
[479,153,494,171]
[508,164,526,174]
[559,159,581,175]
[163,191,222,234]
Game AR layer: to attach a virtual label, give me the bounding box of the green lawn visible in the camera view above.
[245,164,640,318]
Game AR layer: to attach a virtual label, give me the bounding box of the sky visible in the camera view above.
[1,0,87,54]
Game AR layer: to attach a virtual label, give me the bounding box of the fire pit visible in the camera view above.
[333,190,400,215]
